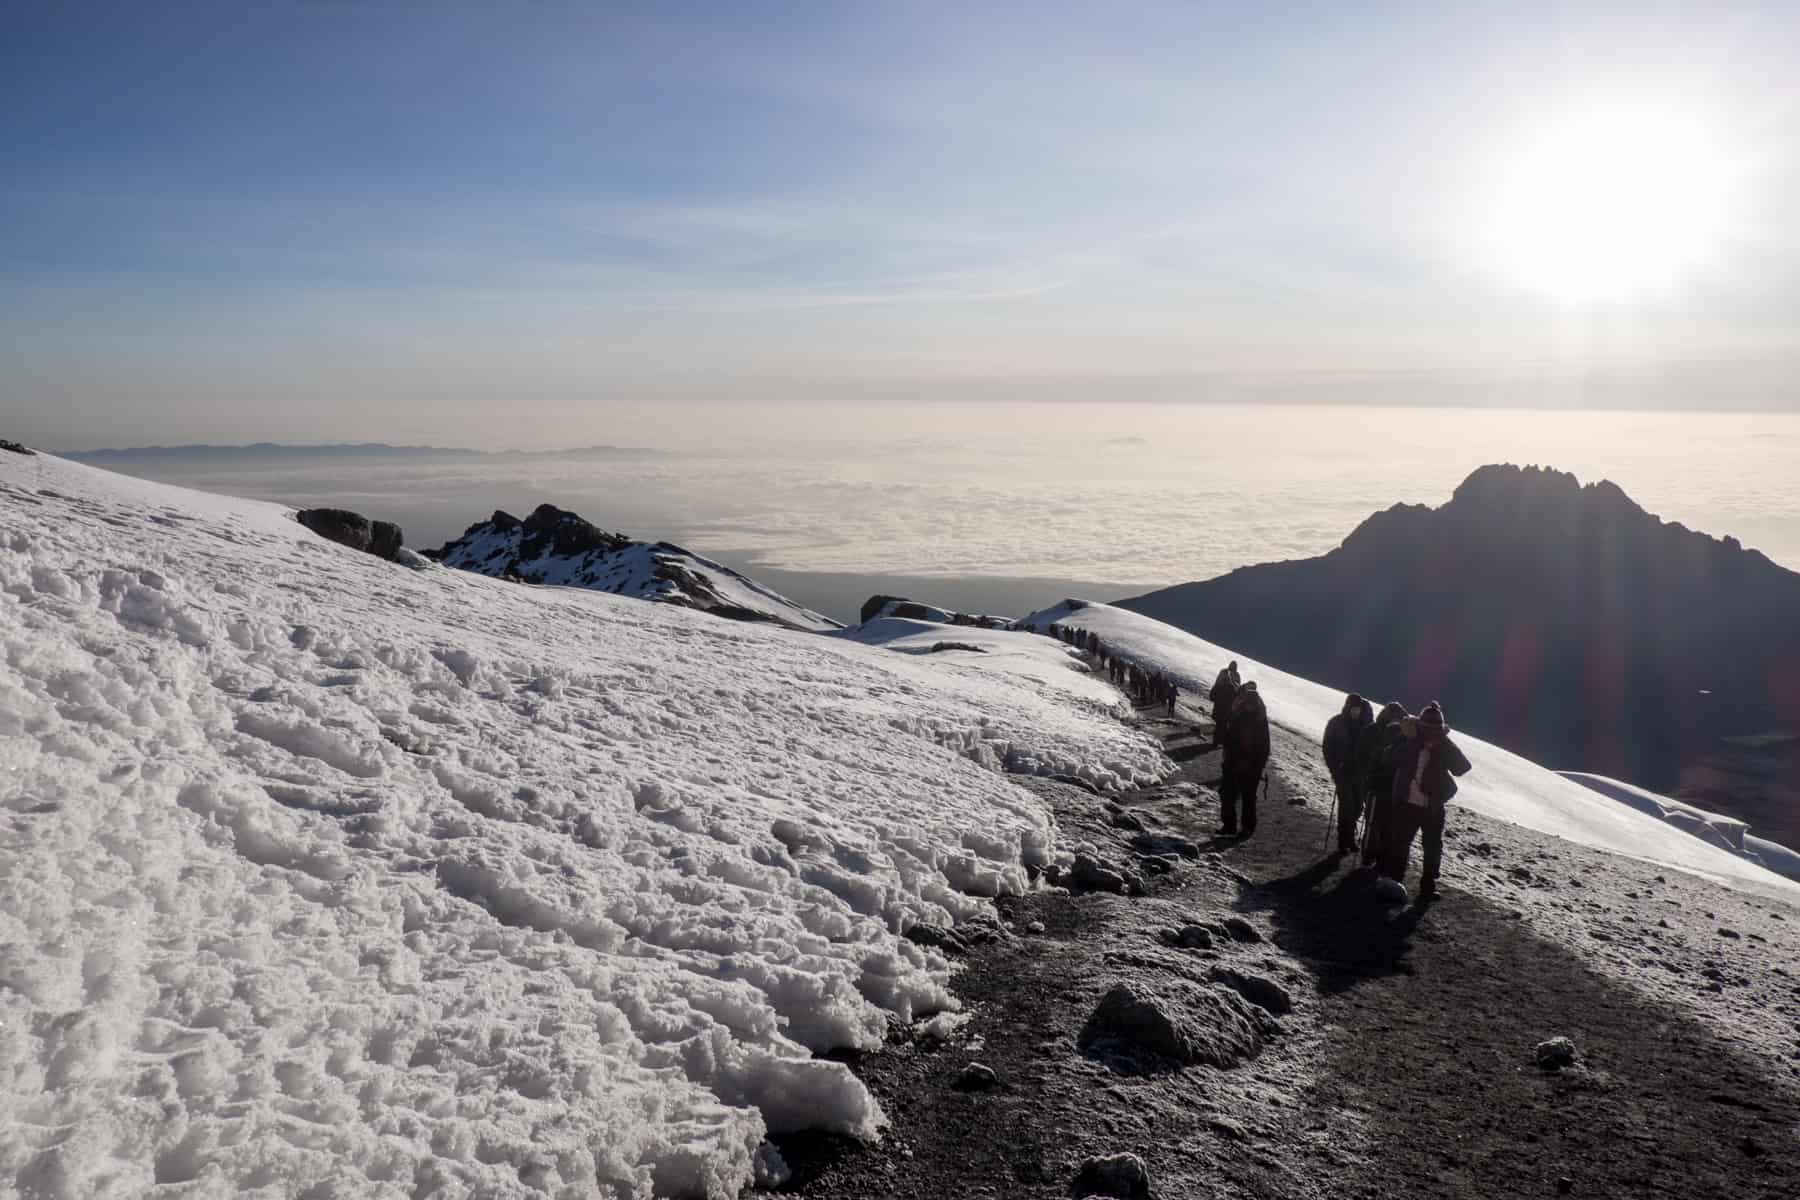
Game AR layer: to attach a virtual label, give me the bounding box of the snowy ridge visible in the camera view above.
[0,456,1164,1198]
[434,505,841,633]
[1559,771,1800,883]
[1023,601,1800,898]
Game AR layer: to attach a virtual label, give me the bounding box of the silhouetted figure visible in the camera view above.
[1164,674,1179,717]
[1379,702,1472,901]
[1355,702,1409,865]
[1219,681,1270,836]
[1209,661,1241,746]
[1322,693,1374,854]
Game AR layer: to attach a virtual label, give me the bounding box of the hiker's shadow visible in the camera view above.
[1237,855,1427,995]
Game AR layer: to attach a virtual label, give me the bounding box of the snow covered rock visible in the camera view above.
[0,454,1169,1198]
[1077,981,1273,1070]
[433,502,841,631]
[1072,1150,1151,1198]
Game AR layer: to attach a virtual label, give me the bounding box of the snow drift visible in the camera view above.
[1023,601,1799,897]
[0,454,1164,1199]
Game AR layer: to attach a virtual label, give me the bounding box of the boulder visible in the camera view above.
[1534,1036,1578,1070]
[296,507,406,563]
[955,1062,999,1090]
[1066,852,1128,894]
[1072,1151,1149,1199]
[1158,924,1214,950]
[0,439,34,455]
[1078,980,1273,1070]
[1220,916,1263,944]
[1208,965,1293,1015]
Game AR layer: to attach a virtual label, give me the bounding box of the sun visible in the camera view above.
[1489,104,1731,302]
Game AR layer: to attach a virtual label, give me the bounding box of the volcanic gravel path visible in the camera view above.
[778,703,1800,1199]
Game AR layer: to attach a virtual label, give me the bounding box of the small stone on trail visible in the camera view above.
[1209,965,1293,1015]
[955,1062,999,1090]
[1221,916,1262,944]
[1556,1176,1573,1194]
[1372,877,1409,906]
[1026,920,1046,935]
[1065,852,1130,894]
[1535,1037,1578,1070]
[1159,924,1214,950]
[1740,1134,1765,1158]
[1072,1151,1150,1199]
[1078,980,1273,1070]
[1717,928,1741,939]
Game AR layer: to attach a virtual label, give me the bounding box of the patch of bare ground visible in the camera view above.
[776,707,1800,1200]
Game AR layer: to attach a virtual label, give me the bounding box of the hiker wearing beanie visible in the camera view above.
[1219,681,1270,836]
[1354,702,1409,865]
[1379,702,1473,901]
[1209,661,1241,747]
[1322,693,1375,854]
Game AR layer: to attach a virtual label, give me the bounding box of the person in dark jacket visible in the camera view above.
[1379,702,1472,900]
[1322,693,1374,854]
[1218,681,1270,836]
[1354,702,1409,865]
[1209,661,1241,747]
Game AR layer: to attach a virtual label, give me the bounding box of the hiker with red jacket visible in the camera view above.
[1219,681,1270,837]
[1378,702,1473,901]
[1322,693,1374,854]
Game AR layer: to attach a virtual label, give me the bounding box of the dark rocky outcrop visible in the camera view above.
[1121,464,1800,847]
[857,594,1014,629]
[295,508,405,562]
[430,505,841,632]
[0,439,35,456]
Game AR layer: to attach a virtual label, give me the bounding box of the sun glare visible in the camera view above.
[1490,105,1732,302]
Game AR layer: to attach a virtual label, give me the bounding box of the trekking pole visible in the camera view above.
[1321,783,1336,855]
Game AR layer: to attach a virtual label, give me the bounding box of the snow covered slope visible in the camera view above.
[831,618,1119,711]
[434,504,840,632]
[1560,771,1800,882]
[0,454,1165,1199]
[1024,601,1800,896]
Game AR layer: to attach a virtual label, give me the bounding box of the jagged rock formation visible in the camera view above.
[430,503,841,632]
[295,507,404,562]
[1121,464,1800,845]
[858,594,1013,628]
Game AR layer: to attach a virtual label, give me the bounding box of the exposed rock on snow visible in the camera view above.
[1078,981,1274,1071]
[0,439,34,455]
[857,594,1013,628]
[433,502,841,631]
[0,454,1169,1199]
[295,506,404,562]
[1072,1150,1151,1198]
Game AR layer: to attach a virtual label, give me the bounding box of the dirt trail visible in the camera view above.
[779,703,1800,1200]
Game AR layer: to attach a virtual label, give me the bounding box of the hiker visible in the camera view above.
[1322,693,1374,854]
[1164,675,1179,717]
[1378,702,1472,901]
[1354,702,1409,865]
[1218,681,1270,836]
[1209,661,1241,746]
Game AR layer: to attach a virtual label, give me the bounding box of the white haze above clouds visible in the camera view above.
[59,403,1800,592]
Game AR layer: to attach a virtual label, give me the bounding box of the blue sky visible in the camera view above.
[6,1,1800,446]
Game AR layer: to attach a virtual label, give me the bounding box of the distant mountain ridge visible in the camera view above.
[429,503,841,632]
[1121,464,1800,846]
[66,442,669,462]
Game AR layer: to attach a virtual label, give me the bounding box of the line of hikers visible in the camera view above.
[1040,624,1470,901]
[1043,623,1179,716]
[1322,691,1472,903]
